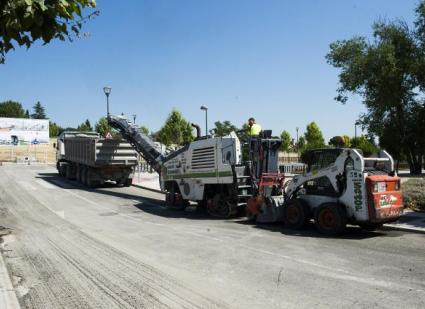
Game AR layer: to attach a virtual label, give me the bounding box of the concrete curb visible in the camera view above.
[132,184,165,194]
[0,250,20,309]
[383,224,425,234]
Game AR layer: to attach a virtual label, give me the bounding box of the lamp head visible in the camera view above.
[103,86,112,96]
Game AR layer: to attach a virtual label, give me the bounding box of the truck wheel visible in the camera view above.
[81,167,88,186]
[284,199,308,229]
[314,203,347,235]
[86,169,96,188]
[207,194,234,218]
[65,165,73,179]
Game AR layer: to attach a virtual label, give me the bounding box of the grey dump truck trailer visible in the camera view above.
[56,131,138,187]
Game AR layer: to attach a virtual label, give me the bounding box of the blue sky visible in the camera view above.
[0,0,418,140]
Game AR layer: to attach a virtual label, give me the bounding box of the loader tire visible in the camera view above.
[314,203,347,235]
[284,199,308,229]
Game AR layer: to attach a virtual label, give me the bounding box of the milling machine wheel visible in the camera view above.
[207,194,236,218]
[124,178,133,187]
[314,203,347,235]
[165,192,188,210]
[283,199,309,229]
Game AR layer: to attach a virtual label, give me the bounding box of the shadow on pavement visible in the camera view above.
[36,172,214,220]
[232,219,405,239]
[36,172,409,237]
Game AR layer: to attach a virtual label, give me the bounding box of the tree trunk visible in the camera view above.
[407,152,423,175]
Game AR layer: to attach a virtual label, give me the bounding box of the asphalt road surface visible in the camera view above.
[0,165,424,309]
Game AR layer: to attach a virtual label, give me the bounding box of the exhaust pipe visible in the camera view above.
[191,123,201,138]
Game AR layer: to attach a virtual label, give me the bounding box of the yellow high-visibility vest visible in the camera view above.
[249,123,262,136]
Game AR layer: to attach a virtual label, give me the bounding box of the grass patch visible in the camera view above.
[402,178,425,212]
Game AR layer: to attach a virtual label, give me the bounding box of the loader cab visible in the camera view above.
[302,148,343,173]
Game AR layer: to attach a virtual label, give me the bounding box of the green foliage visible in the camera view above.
[139,126,149,136]
[0,0,98,63]
[350,135,378,157]
[77,119,92,132]
[49,122,61,137]
[31,101,46,119]
[24,109,29,118]
[329,136,346,148]
[298,136,306,153]
[280,130,292,152]
[402,178,425,212]
[326,1,425,174]
[304,122,325,150]
[0,100,26,118]
[211,120,237,137]
[155,110,193,146]
[95,117,109,137]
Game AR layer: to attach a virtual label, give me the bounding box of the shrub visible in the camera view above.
[402,178,425,212]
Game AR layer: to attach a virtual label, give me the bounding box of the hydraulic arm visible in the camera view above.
[108,115,165,173]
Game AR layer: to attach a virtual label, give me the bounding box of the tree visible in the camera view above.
[304,122,325,150]
[211,121,237,137]
[0,0,98,64]
[31,101,46,119]
[49,122,61,137]
[155,110,193,146]
[350,135,378,157]
[329,136,346,148]
[326,1,425,174]
[24,109,29,118]
[139,126,149,136]
[298,136,306,153]
[280,130,292,152]
[77,119,92,132]
[95,117,109,137]
[0,100,26,118]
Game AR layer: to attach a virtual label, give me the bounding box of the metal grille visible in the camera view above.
[191,147,215,169]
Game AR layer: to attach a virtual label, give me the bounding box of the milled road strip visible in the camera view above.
[0,246,20,309]
[1,165,425,308]
[34,175,425,294]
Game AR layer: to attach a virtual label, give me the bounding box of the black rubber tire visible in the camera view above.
[81,167,88,186]
[314,203,347,235]
[207,194,234,218]
[86,168,96,188]
[283,199,308,229]
[124,178,133,187]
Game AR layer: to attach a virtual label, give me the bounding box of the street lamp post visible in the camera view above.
[296,127,299,161]
[103,86,112,117]
[200,105,208,138]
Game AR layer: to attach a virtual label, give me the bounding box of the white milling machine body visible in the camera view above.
[108,115,264,217]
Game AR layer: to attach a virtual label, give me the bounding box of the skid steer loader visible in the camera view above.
[247,148,404,235]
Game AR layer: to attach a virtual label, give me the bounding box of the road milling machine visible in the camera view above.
[247,148,404,234]
[108,115,282,218]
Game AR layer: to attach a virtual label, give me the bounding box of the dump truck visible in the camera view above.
[56,131,138,187]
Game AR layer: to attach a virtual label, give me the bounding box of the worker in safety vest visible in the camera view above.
[247,117,262,136]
